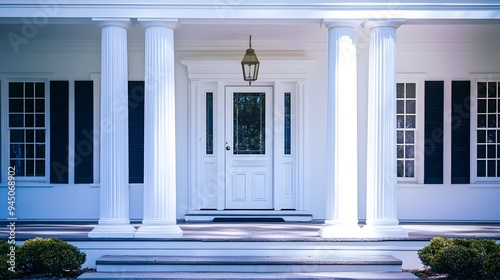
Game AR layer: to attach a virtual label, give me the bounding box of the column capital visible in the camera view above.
[322,19,362,30]
[138,18,178,29]
[92,18,131,29]
[364,19,405,30]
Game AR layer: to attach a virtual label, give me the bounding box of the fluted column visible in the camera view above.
[362,19,408,237]
[319,20,362,238]
[89,19,136,238]
[135,19,183,238]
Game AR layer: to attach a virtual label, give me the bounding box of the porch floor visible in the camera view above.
[2,221,500,241]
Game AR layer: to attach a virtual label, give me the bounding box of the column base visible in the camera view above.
[88,223,137,238]
[361,220,408,238]
[318,221,362,238]
[135,222,183,238]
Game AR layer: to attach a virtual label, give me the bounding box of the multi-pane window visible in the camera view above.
[397,83,417,178]
[476,82,500,178]
[8,82,46,177]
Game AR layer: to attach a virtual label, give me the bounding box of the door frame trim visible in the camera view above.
[182,58,313,216]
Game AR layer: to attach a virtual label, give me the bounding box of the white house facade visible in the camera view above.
[0,1,499,238]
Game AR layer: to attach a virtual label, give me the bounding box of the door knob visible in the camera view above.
[226,146,231,151]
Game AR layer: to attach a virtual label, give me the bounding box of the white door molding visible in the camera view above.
[181,57,314,215]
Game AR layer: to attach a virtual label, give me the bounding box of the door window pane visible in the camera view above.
[206,92,213,155]
[284,92,291,155]
[233,92,265,155]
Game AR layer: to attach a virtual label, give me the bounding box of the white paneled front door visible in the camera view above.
[225,86,273,209]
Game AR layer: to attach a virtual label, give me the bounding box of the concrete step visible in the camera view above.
[95,255,404,273]
[78,271,419,279]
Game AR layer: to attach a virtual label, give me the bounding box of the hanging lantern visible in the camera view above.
[241,35,260,85]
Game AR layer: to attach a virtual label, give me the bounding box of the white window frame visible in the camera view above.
[471,75,500,184]
[1,74,52,186]
[396,75,425,185]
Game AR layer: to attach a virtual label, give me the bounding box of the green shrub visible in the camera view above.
[0,240,17,279]
[418,237,500,280]
[17,237,86,276]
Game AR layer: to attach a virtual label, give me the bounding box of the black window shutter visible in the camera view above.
[128,81,144,184]
[451,81,471,184]
[424,81,444,184]
[50,81,69,183]
[74,81,94,184]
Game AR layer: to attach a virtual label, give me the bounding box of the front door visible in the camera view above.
[225,86,273,209]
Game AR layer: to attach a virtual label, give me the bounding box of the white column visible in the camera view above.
[135,19,183,238]
[319,20,362,238]
[362,19,408,238]
[89,19,136,238]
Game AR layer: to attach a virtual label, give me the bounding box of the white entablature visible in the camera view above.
[0,1,499,20]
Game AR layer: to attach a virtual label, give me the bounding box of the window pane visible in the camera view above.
[478,82,487,98]
[9,82,23,97]
[478,130,486,143]
[25,83,34,97]
[10,160,25,176]
[35,130,45,143]
[406,100,416,114]
[9,99,24,113]
[478,160,486,177]
[27,130,35,142]
[406,115,416,128]
[478,145,486,158]
[488,160,496,177]
[405,145,415,159]
[205,92,213,155]
[35,82,45,97]
[406,83,416,98]
[397,100,404,114]
[397,131,404,144]
[405,131,415,144]
[488,130,497,144]
[488,82,497,98]
[25,99,34,112]
[25,114,34,127]
[397,115,404,128]
[26,144,34,158]
[284,92,291,155]
[9,114,24,127]
[233,92,266,154]
[35,114,45,127]
[26,160,35,176]
[10,144,24,158]
[36,144,45,158]
[35,99,45,113]
[397,83,404,98]
[478,114,486,128]
[397,160,404,177]
[488,99,497,113]
[10,130,24,142]
[488,114,496,128]
[397,145,404,158]
[478,99,487,113]
[405,160,415,177]
[488,145,496,158]
[35,160,45,176]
